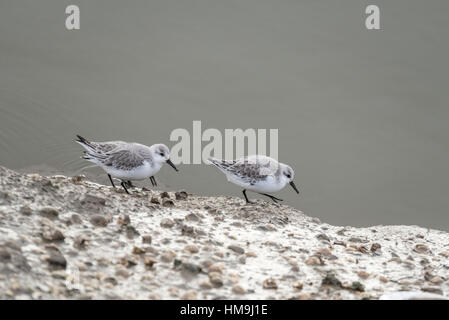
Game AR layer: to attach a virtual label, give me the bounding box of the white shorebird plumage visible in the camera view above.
[75,135,178,194]
[208,155,300,203]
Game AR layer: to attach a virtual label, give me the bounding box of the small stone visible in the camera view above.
[20,205,32,216]
[117,215,130,225]
[181,290,197,300]
[232,285,245,295]
[305,256,323,266]
[150,197,160,204]
[430,276,443,285]
[199,281,213,289]
[421,287,443,295]
[350,281,365,292]
[238,255,246,264]
[438,251,449,258]
[370,243,381,252]
[80,194,106,207]
[208,263,226,274]
[132,246,146,255]
[144,257,156,268]
[322,272,342,288]
[46,251,67,270]
[71,175,85,184]
[160,191,170,199]
[73,236,88,250]
[42,229,65,242]
[263,278,278,290]
[293,281,303,290]
[291,293,310,300]
[379,276,389,283]
[414,244,430,254]
[357,271,370,279]
[0,249,11,261]
[142,235,152,244]
[175,191,188,200]
[316,233,330,242]
[185,213,200,222]
[184,245,199,254]
[70,214,82,224]
[115,268,130,278]
[39,207,59,219]
[104,277,118,286]
[160,250,176,263]
[160,218,175,228]
[246,251,257,258]
[90,215,108,227]
[209,272,223,287]
[228,245,245,255]
[126,226,140,239]
[162,199,174,207]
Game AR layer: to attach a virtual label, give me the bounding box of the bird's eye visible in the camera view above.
[159,153,164,156]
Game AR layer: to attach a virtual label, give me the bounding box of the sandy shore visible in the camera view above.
[0,165,448,300]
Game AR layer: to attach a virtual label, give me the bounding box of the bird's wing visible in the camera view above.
[100,148,145,170]
[210,157,276,185]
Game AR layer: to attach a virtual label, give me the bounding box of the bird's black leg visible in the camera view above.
[149,177,154,187]
[120,181,130,194]
[259,193,283,203]
[108,174,116,188]
[150,176,157,187]
[242,189,253,204]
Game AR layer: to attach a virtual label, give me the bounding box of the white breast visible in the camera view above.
[105,161,157,181]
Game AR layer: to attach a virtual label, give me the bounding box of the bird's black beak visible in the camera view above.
[166,159,178,172]
[290,181,300,194]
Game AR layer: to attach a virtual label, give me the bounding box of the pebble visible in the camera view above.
[70,214,83,224]
[160,250,176,263]
[293,281,303,290]
[175,191,188,200]
[181,290,197,300]
[184,245,199,254]
[370,243,381,252]
[162,200,174,208]
[46,251,67,270]
[160,218,175,228]
[199,281,213,289]
[20,205,32,216]
[232,285,245,295]
[150,197,160,204]
[142,235,152,244]
[305,256,323,266]
[228,245,245,255]
[322,272,342,288]
[39,207,59,219]
[160,192,170,199]
[263,278,278,290]
[209,272,224,287]
[413,244,430,254]
[185,213,200,222]
[90,215,108,227]
[357,271,370,279]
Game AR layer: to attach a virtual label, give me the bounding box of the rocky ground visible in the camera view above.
[0,165,448,300]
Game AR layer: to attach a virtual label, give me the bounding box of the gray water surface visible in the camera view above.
[1,0,448,229]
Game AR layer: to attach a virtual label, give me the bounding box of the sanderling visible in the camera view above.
[208,155,299,204]
[75,135,178,194]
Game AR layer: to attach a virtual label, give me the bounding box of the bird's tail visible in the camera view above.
[75,135,98,161]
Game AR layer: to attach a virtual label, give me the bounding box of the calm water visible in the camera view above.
[1,0,448,229]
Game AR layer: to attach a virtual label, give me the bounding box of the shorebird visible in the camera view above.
[208,155,300,204]
[75,135,178,194]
